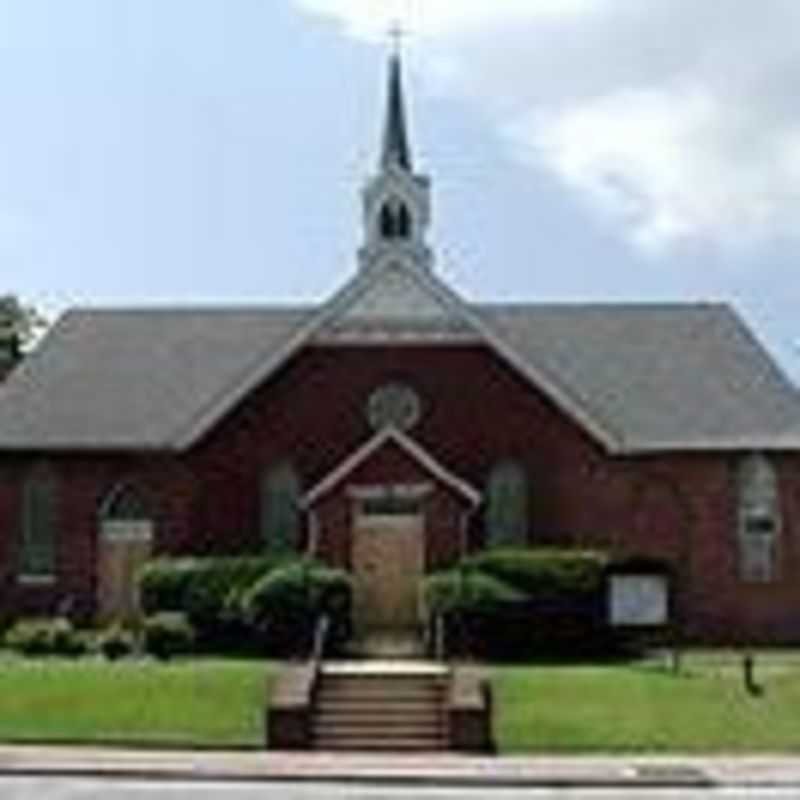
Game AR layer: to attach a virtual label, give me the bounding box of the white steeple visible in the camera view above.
[358,51,433,274]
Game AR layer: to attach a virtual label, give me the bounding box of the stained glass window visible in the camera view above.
[485,461,528,548]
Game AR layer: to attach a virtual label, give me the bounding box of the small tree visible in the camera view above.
[0,295,47,356]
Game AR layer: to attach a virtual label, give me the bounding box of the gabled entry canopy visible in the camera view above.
[302,426,482,509]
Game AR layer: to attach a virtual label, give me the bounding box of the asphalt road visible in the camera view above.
[1,778,799,800]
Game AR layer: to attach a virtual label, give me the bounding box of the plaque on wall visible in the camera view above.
[609,574,669,627]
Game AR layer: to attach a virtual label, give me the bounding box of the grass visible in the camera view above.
[3,649,800,753]
[0,656,273,748]
[493,651,800,753]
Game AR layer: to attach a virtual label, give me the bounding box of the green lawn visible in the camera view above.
[3,652,800,752]
[0,656,272,748]
[493,652,800,753]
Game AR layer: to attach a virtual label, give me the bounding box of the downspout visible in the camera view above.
[306,509,320,560]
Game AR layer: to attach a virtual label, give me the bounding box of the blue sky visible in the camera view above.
[1,0,799,383]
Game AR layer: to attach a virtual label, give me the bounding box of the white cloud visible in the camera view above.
[294,0,800,251]
[521,85,800,252]
[295,0,600,40]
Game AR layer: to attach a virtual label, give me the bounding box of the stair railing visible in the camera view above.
[433,611,446,662]
[311,613,331,667]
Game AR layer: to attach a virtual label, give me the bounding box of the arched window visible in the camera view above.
[20,462,58,577]
[101,483,152,521]
[738,454,781,583]
[261,463,301,552]
[380,203,396,239]
[396,203,411,239]
[485,461,528,548]
[379,199,412,241]
[99,482,154,541]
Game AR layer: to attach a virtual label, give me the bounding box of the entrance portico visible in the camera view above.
[302,427,481,638]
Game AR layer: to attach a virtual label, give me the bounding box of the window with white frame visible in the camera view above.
[485,460,528,548]
[738,454,781,583]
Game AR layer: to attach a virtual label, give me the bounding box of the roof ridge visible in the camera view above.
[476,300,731,311]
[66,304,316,315]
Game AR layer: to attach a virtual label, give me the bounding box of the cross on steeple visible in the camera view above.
[388,20,406,56]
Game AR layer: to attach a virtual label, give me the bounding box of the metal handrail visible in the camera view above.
[433,611,446,662]
[311,613,331,667]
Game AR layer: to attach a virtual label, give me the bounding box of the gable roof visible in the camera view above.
[0,268,799,454]
[0,306,310,450]
[163,262,621,451]
[479,303,800,453]
[302,426,482,508]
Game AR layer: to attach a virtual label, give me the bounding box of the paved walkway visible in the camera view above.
[1,746,800,788]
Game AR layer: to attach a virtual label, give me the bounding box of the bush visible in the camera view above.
[240,560,351,656]
[138,555,288,650]
[465,548,609,599]
[142,612,195,660]
[423,569,526,615]
[4,617,87,657]
[98,624,135,661]
[424,548,615,660]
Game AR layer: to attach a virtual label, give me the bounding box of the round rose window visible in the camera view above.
[367,383,422,432]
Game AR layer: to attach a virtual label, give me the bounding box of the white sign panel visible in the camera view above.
[101,520,154,542]
[609,575,669,627]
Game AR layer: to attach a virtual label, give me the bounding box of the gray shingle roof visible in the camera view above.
[479,302,800,453]
[0,307,310,450]
[0,301,798,453]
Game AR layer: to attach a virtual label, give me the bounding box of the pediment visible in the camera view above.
[317,263,476,342]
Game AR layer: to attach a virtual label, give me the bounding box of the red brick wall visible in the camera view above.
[0,343,799,643]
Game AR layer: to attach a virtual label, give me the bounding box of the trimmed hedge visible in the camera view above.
[423,548,614,660]
[137,555,351,656]
[3,617,87,657]
[138,555,290,649]
[464,548,608,598]
[240,561,352,656]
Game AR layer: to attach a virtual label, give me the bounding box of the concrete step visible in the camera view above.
[314,722,446,737]
[313,737,448,752]
[319,679,446,690]
[317,689,444,702]
[315,707,444,720]
[311,668,450,753]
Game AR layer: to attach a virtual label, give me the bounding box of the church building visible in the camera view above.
[1,55,800,643]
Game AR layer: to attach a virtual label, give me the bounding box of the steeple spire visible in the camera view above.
[359,36,432,275]
[381,50,412,171]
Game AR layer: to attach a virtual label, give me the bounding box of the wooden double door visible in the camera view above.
[96,521,153,624]
[351,512,424,635]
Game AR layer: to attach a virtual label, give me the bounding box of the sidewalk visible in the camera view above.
[2,746,800,788]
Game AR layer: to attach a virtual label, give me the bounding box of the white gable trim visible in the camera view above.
[302,426,482,508]
[170,262,622,452]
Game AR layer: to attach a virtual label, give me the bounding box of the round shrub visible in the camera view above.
[241,561,351,656]
[98,624,135,661]
[423,569,526,615]
[143,612,195,660]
